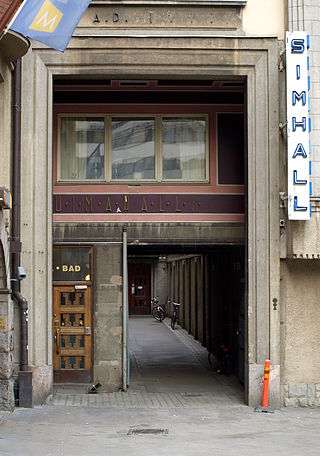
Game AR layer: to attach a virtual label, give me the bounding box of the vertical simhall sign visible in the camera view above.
[286,31,311,220]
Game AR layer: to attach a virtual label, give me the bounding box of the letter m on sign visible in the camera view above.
[29,0,63,33]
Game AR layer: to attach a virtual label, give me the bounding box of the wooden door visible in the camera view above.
[128,264,151,315]
[53,285,92,383]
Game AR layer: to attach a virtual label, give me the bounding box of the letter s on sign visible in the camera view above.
[291,39,305,54]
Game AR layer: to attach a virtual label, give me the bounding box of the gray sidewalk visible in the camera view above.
[1,401,320,455]
[1,317,320,455]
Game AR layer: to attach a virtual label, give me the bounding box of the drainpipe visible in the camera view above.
[122,226,128,391]
[12,292,28,370]
[11,58,28,372]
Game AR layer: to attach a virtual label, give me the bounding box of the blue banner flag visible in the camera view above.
[9,0,91,52]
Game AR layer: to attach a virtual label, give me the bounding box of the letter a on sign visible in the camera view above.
[8,0,91,52]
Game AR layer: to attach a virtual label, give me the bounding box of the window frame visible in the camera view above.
[57,113,209,184]
[57,114,107,183]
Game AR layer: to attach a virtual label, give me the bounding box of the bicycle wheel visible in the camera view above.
[171,312,177,329]
[159,308,166,322]
[152,306,165,322]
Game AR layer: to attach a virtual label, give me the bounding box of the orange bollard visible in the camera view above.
[262,359,270,409]
[254,359,274,413]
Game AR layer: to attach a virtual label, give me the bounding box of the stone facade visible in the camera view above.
[0,35,14,404]
[0,46,14,411]
[0,210,14,411]
[280,0,320,408]
[5,0,320,409]
[18,1,281,408]
[93,245,123,389]
[0,2,29,410]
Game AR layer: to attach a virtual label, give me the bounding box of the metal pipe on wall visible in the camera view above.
[12,58,28,371]
[12,292,28,370]
[122,226,128,391]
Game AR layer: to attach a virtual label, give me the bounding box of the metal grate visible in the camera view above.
[127,428,168,436]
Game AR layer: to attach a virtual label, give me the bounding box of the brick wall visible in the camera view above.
[0,0,14,19]
[0,0,22,32]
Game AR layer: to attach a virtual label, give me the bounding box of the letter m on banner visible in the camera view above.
[29,0,63,33]
[8,0,91,52]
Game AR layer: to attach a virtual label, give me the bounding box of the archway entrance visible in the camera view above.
[127,244,245,401]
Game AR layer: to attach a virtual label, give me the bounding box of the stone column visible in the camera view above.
[0,211,14,411]
[0,291,14,411]
[20,51,53,404]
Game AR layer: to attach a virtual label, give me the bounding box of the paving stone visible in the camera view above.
[53,317,243,409]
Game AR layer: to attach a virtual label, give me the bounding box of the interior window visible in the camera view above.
[112,118,155,180]
[59,117,105,180]
[162,118,206,180]
[58,114,208,182]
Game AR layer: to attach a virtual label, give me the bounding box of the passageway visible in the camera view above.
[129,316,243,402]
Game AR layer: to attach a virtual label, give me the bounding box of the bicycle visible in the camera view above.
[169,299,181,330]
[208,336,232,377]
[151,296,168,322]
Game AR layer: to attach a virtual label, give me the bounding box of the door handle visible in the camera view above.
[55,328,60,354]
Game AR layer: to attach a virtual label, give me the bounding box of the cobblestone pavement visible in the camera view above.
[53,316,243,408]
[52,390,242,409]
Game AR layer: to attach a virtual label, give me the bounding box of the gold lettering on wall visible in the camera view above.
[105,197,112,212]
[61,264,81,273]
[175,196,181,213]
[141,198,148,212]
[124,195,129,212]
[55,195,61,212]
[85,197,93,213]
[159,196,165,212]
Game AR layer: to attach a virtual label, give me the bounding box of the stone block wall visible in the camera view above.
[284,0,320,408]
[280,260,320,407]
[0,209,14,411]
[0,292,14,411]
[94,244,123,390]
[283,383,320,407]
